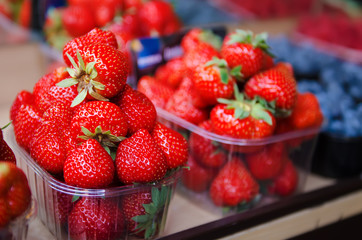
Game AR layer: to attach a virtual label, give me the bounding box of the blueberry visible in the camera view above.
[328,120,344,136]
[297,80,323,94]
[343,109,361,137]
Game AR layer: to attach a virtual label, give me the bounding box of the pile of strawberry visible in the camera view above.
[137,28,324,210]
[10,28,187,239]
[44,0,182,51]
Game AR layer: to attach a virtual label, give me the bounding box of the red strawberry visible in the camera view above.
[123,0,144,11]
[53,192,74,225]
[287,92,323,129]
[30,121,67,174]
[42,102,73,134]
[209,158,259,206]
[183,42,220,75]
[151,122,188,169]
[137,0,181,36]
[210,85,276,140]
[13,104,42,152]
[10,90,34,122]
[160,57,187,88]
[0,124,16,164]
[107,13,142,40]
[246,142,287,180]
[70,101,128,147]
[121,186,171,239]
[63,28,118,67]
[61,5,96,38]
[93,2,115,28]
[181,28,222,53]
[63,139,115,188]
[189,120,227,169]
[244,62,297,116]
[192,57,237,106]
[115,129,167,184]
[221,30,272,79]
[181,155,217,193]
[113,84,156,135]
[68,197,124,240]
[269,160,298,197]
[0,162,31,228]
[58,43,129,106]
[165,77,209,125]
[137,75,175,108]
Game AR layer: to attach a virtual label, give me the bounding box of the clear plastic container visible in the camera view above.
[6,128,181,240]
[156,107,321,216]
[0,198,37,240]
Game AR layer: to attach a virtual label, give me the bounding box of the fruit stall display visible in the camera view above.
[135,28,323,215]
[6,28,187,240]
[0,125,36,240]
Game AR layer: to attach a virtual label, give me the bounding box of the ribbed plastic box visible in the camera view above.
[156,107,320,216]
[7,128,181,240]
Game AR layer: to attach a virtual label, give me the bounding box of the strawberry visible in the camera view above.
[121,186,171,239]
[68,197,124,240]
[244,62,297,116]
[189,120,227,169]
[18,0,31,28]
[210,85,276,139]
[0,162,31,228]
[123,0,144,12]
[269,160,298,197]
[13,104,42,152]
[165,77,209,125]
[209,158,259,206]
[287,92,323,130]
[30,121,67,175]
[137,0,181,36]
[93,2,116,28]
[53,191,74,225]
[63,28,118,67]
[108,13,142,40]
[70,101,128,149]
[113,84,156,135]
[159,57,187,88]
[246,142,287,180]
[0,124,16,164]
[115,128,167,184]
[58,43,129,106]
[61,5,96,38]
[63,139,115,188]
[137,75,175,108]
[42,102,73,134]
[183,41,220,75]
[192,57,238,106]
[181,155,217,193]
[10,90,34,122]
[151,122,188,169]
[221,30,272,79]
[181,28,222,53]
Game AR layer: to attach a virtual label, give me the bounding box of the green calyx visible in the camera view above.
[78,126,125,160]
[199,29,223,51]
[56,51,108,107]
[227,29,274,57]
[132,185,171,239]
[205,57,243,83]
[217,84,275,125]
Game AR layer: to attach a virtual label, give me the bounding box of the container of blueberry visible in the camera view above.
[269,35,362,179]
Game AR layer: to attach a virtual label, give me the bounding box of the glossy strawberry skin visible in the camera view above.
[0,128,16,164]
[63,28,118,67]
[30,121,67,175]
[244,64,297,113]
[70,101,128,144]
[246,142,287,180]
[114,85,156,135]
[210,104,276,139]
[192,63,235,106]
[0,162,31,228]
[61,5,96,38]
[115,129,167,184]
[68,197,124,240]
[63,139,115,188]
[181,28,204,52]
[137,75,175,109]
[9,90,34,122]
[151,122,188,169]
[165,77,209,125]
[209,158,259,206]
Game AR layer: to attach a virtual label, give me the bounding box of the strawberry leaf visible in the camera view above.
[199,29,222,50]
[251,104,273,125]
[72,195,80,202]
[67,52,79,69]
[71,88,87,107]
[56,78,78,88]
[219,68,229,84]
[230,65,243,80]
